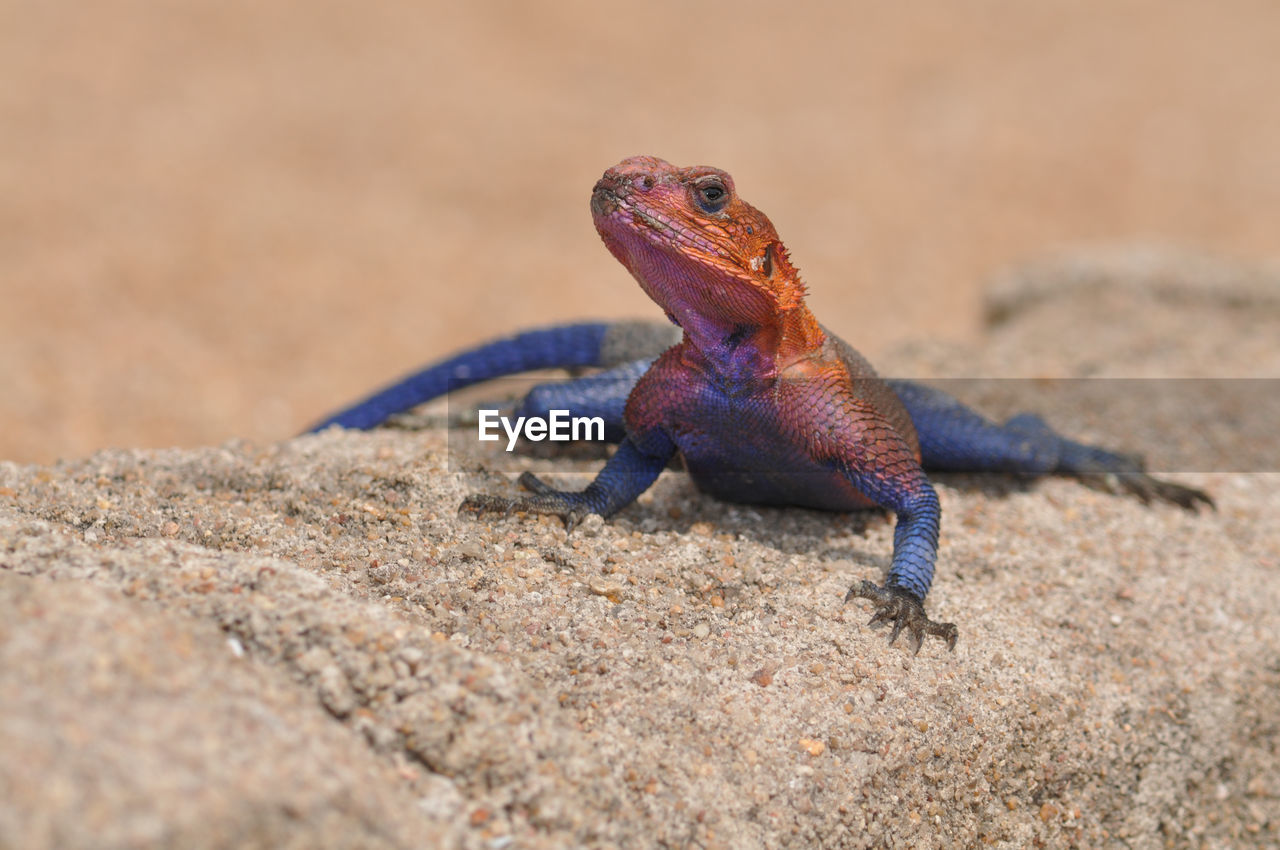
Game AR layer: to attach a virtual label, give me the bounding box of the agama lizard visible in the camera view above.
[309,156,1211,652]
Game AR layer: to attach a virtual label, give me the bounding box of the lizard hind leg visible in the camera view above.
[1049,427,1214,510]
[510,358,654,444]
[1005,413,1214,509]
[888,380,1213,510]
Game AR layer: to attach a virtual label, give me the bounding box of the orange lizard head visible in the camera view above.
[590,156,810,334]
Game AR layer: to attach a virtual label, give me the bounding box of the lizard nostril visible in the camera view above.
[640,176,655,190]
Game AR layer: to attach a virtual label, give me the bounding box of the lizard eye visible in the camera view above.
[693,179,729,214]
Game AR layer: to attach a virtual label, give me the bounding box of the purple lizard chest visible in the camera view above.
[627,356,882,512]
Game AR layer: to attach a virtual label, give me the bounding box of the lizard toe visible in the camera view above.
[518,471,556,495]
[459,488,597,535]
[1125,475,1214,511]
[458,493,521,519]
[1076,472,1215,511]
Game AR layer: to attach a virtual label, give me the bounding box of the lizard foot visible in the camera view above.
[846,581,958,653]
[1076,472,1214,511]
[457,472,592,533]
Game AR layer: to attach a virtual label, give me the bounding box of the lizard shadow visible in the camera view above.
[609,471,1040,600]
[609,465,1045,564]
[453,437,1049,584]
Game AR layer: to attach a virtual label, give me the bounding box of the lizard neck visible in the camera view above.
[670,283,827,380]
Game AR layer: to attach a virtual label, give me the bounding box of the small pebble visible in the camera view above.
[799,738,825,757]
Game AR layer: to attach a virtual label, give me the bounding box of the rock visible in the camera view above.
[1,251,1277,848]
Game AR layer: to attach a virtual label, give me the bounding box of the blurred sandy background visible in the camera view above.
[2,0,1278,464]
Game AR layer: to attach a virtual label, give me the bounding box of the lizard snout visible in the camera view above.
[592,157,669,218]
[590,181,622,217]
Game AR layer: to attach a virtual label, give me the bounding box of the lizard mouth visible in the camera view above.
[591,183,668,237]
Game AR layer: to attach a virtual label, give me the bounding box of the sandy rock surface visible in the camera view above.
[2,252,1278,849]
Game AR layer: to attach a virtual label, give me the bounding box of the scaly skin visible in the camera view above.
[310,156,1212,653]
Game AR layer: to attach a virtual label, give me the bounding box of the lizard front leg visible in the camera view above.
[793,384,959,652]
[843,472,958,653]
[459,435,674,532]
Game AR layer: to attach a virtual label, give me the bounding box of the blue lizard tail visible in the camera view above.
[306,323,614,432]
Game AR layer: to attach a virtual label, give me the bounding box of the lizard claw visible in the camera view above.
[458,493,521,520]
[846,581,958,653]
